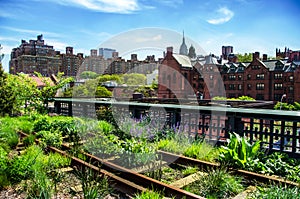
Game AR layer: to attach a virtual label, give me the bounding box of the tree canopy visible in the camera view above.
[236,53,252,62]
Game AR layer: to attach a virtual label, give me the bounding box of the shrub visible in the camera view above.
[184,141,219,162]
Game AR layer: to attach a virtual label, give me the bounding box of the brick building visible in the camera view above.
[10,35,61,76]
[10,35,84,77]
[60,47,84,77]
[158,48,300,103]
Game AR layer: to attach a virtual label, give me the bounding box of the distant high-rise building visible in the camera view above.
[99,48,116,59]
[222,46,233,59]
[60,47,84,77]
[90,49,97,57]
[9,34,61,76]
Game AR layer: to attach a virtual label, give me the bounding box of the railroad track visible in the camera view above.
[18,131,204,199]
[18,131,299,199]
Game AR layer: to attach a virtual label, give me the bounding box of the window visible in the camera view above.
[274,83,283,90]
[256,83,264,90]
[238,84,242,90]
[289,86,294,93]
[229,75,236,80]
[247,74,251,80]
[274,94,281,101]
[256,94,264,100]
[209,75,213,80]
[173,72,176,84]
[229,84,235,90]
[251,65,261,69]
[289,76,294,82]
[274,73,283,79]
[238,75,242,80]
[256,73,265,80]
[247,84,252,90]
[223,76,227,81]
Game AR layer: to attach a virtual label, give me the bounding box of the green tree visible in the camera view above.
[0,63,17,116]
[95,86,112,97]
[35,72,73,113]
[0,45,17,116]
[123,73,146,85]
[80,71,99,79]
[237,53,252,62]
[97,74,121,84]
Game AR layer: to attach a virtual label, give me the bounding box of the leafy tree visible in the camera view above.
[123,73,146,85]
[95,86,112,97]
[35,72,73,113]
[0,63,16,116]
[236,53,252,62]
[80,71,99,79]
[97,74,121,84]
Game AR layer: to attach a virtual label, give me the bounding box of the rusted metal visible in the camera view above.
[158,150,300,187]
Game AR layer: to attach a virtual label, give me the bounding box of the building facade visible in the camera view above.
[158,48,300,102]
[10,35,61,76]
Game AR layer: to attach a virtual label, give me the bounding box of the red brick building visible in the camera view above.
[158,48,300,103]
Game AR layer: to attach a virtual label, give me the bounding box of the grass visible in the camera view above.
[183,141,219,162]
[133,190,165,199]
[184,168,244,199]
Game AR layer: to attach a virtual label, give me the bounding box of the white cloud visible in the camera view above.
[0,26,60,38]
[207,7,234,25]
[45,0,140,13]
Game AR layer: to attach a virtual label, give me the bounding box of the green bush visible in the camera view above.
[37,130,63,148]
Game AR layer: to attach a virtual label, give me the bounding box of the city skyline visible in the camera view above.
[1,0,300,72]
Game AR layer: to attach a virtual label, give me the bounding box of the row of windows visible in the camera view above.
[224,83,293,91]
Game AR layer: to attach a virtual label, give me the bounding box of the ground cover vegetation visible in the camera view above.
[1,107,300,198]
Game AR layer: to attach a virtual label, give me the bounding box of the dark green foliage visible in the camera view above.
[246,152,300,182]
[23,134,36,147]
[249,184,300,199]
[0,64,16,116]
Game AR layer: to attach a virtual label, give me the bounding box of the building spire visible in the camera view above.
[179,30,188,55]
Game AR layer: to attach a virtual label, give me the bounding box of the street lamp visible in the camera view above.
[280,94,286,110]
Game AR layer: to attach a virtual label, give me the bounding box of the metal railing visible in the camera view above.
[52,98,300,157]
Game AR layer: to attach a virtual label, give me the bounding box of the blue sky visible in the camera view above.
[1,0,300,72]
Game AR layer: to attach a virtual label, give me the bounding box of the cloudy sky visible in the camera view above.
[1,0,300,71]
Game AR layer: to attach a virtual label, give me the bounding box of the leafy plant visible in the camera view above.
[248,184,300,199]
[219,133,261,168]
[36,130,63,148]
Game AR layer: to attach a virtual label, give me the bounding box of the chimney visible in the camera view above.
[263,54,268,61]
[166,46,173,57]
[252,51,260,60]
